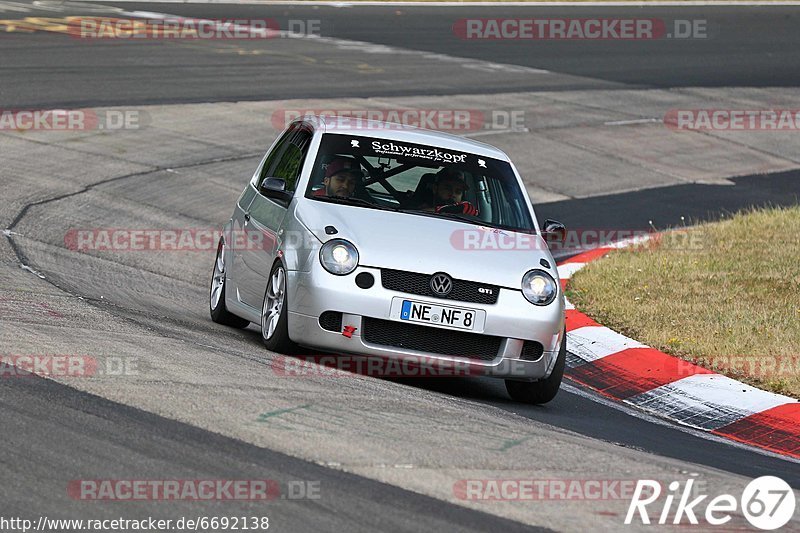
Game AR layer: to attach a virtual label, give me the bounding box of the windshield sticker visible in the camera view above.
[369,140,468,164]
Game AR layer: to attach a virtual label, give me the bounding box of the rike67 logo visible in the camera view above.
[626,476,796,530]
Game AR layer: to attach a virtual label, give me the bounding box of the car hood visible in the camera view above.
[295,199,557,287]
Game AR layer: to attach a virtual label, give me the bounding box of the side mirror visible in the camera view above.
[260,177,293,206]
[542,219,567,246]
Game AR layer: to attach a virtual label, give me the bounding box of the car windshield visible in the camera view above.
[304,133,536,232]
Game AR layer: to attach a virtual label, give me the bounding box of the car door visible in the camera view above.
[226,181,258,305]
[228,129,293,307]
[237,124,313,309]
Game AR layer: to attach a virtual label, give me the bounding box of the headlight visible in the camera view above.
[522,269,558,306]
[319,239,359,275]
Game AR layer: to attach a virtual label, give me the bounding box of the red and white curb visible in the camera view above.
[556,240,800,459]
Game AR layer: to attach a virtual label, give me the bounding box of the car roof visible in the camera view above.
[300,115,512,161]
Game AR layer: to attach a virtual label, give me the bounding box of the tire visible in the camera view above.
[260,262,298,354]
[505,329,566,405]
[209,239,250,329]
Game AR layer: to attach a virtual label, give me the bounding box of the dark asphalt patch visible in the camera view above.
[538,169,800,235]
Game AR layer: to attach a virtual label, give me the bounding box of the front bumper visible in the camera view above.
[285,262,565,380]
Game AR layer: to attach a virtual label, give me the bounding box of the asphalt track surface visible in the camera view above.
[1,3,800,107]
[1,374,545,532]
[1,1,800,531]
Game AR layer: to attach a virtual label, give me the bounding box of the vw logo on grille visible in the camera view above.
[430,272,453,296]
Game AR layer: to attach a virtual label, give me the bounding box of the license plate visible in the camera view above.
[400,300,478,330]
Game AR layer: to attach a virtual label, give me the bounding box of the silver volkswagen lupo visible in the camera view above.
[210,116,567,403]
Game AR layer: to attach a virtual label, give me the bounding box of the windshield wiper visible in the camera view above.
[312,195,400,212]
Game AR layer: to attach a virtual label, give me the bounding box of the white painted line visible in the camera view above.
[0,1,32,12]
[604,118,660,126]
[32,0,124,11]
[463,128,530,137]
[20,264,46,279]
[120,9,551,76]
[567,325,647,363]
[564,298,575,311]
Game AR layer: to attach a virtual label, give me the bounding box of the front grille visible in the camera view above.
[319,311,342,332]
[380,269,499,304]
[520,341,544,361]
[362,317,502,361]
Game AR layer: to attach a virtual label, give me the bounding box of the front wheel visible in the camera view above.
[209,239,250,329]
[260,262,298,353]
[505,329,566,404]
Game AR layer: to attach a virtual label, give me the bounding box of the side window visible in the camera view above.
[258,125,312,193]
[257,130,292,189]
[237,182,257,211]
[271,143,304,192]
